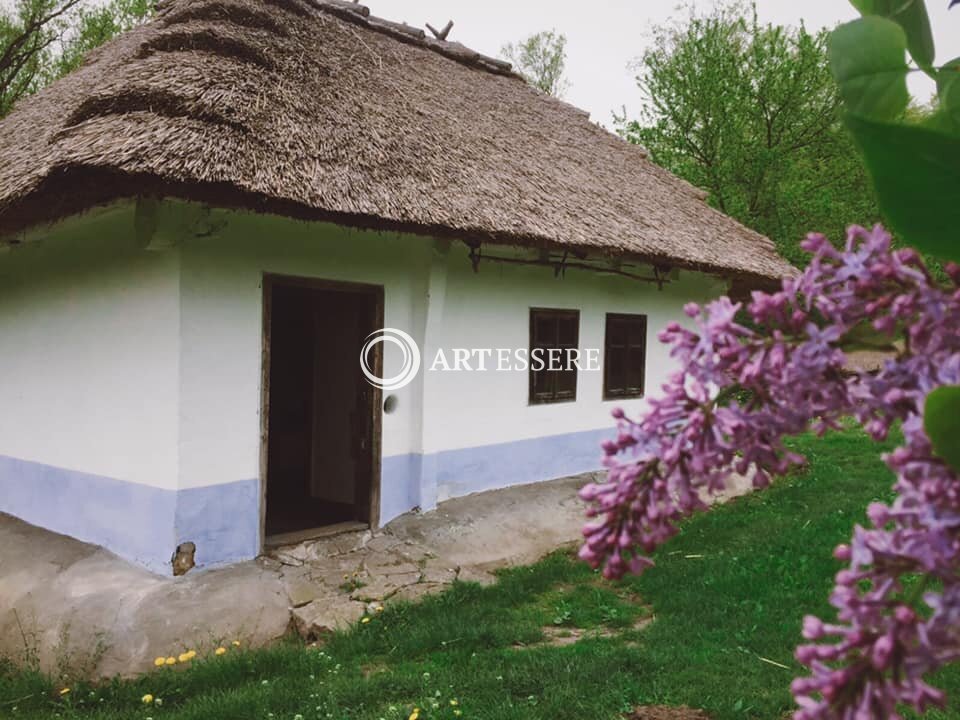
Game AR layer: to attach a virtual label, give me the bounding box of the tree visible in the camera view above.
[617,3,880,267]
[0,0,150,118]
[500,29,569,98]
[56,0,151,76]
[1,0,81,116]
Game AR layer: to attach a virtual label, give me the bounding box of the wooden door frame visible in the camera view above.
[259,273,384,552]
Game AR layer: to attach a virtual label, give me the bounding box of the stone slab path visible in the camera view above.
[0,470,755,678]
[266,472,600,640]
[0,473,595,678]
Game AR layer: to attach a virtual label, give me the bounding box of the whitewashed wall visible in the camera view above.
[176,208,432,488]
[0,206,182,571]
[424,244,726,501]
[0,208,181,487]
[174,206,435,557]
[176,204,728,523]
[432,244,722,446]
[0,200,730,572]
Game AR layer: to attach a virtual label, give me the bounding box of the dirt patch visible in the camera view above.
[360,662,389,678]
[520,615,654,648]
[627,706,712,720]
[540,625,587,646]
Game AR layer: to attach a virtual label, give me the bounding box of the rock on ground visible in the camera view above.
[291,600,367,640]
[0,516,289,679]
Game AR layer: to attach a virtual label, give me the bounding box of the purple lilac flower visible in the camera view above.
[579,225,960,719]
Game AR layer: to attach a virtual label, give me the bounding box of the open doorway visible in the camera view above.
[261,276,382,544]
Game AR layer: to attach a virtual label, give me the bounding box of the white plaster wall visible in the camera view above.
[175,204,727,489]
[176,208,432,490]
[0,206,181,489]
[423,244,728,451]
[0,200,729,499]
[0,199,731,563]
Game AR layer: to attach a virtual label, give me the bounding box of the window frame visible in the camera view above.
[603,312,648,401]
[528,307,580,406]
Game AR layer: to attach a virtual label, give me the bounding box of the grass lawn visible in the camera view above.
[3,429,959,720]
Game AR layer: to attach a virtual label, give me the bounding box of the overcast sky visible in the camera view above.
[375,0,960,128]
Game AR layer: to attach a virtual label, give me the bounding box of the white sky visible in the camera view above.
[376,0,960,127]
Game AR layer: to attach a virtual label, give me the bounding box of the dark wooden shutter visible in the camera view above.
[604,314,647,400]
[529,309,579,404]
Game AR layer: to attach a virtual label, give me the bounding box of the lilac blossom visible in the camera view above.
[578,225,960,718]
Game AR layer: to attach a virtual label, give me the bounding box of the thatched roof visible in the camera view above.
[0,0,795,282]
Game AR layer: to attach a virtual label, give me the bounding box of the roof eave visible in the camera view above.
[0,166,793,288]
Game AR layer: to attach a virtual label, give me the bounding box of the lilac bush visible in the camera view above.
[579,225,960,718]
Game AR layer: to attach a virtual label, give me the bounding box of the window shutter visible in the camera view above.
[529,309,580,404]
[604,314,647,400]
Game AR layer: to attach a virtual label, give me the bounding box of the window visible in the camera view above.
[529,308,579,404]
[604,313,647,400]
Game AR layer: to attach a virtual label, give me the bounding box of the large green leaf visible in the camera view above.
[924,386,960,473]
[936,56,960,131]
[829,18,910,121]
[845,113,960,260]
[850,0,935,69]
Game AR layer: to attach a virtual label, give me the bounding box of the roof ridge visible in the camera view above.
[305,0,522,79]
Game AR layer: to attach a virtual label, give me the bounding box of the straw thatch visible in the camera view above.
[0,0,796,283]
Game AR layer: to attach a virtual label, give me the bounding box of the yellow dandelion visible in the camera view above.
[59,688,71,696]
[232,640,241,647]
[177,652,191,663]
[142,694,154,704]
[153,657,166,667]
[165,656,177,666]
[361,617,371,624]
[185,650,197,660]
[375,606,384,613]
[408,711,419,720]
[450,699,459,706]
[215,647,227,656]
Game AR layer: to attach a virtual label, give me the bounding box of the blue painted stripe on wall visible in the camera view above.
[380,453,422,525]
[174,479,260,569]
[435,427,609,500]
[378,426,609,524]
[0,456,260,574]
[0,455,177,573]
[1,427,609,572]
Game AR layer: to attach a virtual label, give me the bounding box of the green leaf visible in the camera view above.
[941,79,960,133]
[850,0,935,69]
[924,386,960,473]
[845,113,960,260]
[829,17,910,121]
[936,56,960,131]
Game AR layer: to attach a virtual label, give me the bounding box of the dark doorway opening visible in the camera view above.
[262,277,382,543]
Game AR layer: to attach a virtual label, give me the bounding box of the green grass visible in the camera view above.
[3,429,958,720]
